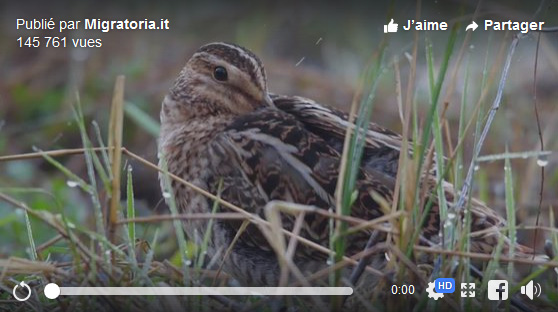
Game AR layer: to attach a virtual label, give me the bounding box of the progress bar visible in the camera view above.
[43,284,353,299]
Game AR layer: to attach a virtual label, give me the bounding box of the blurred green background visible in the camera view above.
[1,0,557,261]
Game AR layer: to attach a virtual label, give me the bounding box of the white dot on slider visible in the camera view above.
[44,283,60,299]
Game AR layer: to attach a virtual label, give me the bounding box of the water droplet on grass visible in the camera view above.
[537,155,549,167]
[384,253,391,261]
[67,180,79,188]
[404,52,413,62]
[162,192,171,199]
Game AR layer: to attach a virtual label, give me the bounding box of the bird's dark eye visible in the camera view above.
[213,66,228,81]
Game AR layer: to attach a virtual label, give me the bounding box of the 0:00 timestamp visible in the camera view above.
[391,284,415,295]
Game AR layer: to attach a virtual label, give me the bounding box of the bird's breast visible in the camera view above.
[158,118,229,215]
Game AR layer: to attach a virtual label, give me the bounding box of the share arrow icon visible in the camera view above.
[466,21,478,31]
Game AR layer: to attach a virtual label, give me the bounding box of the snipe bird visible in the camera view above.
[158,42,535,287]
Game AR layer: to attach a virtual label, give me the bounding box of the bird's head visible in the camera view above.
[162,42,273,123]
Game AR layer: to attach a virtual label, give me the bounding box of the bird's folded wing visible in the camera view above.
[271,93,405,178]
[207,108,393,249]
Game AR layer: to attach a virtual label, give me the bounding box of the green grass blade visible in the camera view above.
[23,209,37,261]
[92,120,114,181]
[406,24,459,257]
[159,155,189,285]
[504,147,516,277]
[196,179,223,269]
[426,36,450,251]
[32,147,93,194]
[331,43,388,290]
[126,164,137,266]
[124,101,160,137]
[72,94,107,242]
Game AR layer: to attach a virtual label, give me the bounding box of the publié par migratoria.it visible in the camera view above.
[16,18,170,33]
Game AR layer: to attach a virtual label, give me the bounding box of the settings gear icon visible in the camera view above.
[426,282,444,300]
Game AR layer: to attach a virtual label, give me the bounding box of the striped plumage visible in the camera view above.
[158,42,531,286]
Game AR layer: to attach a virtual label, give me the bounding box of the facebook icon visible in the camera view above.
[434,278,455,293]
[488,280,509,300]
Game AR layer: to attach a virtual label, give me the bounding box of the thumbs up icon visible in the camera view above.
[384,19,398,33]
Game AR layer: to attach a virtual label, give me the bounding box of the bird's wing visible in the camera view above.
[271,93,404,178]
[207,107,392,255]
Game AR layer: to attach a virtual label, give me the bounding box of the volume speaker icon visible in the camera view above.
[521,280,542,300]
